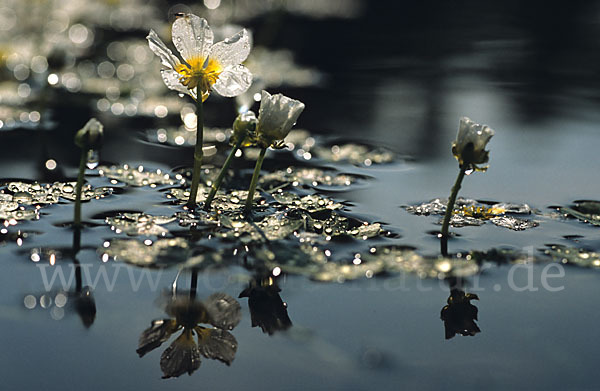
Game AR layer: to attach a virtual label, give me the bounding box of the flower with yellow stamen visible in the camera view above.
[147,14,252,102]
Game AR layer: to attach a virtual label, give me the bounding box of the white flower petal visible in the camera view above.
[160,69,196,99]
[212,65,252,97]
[147,30,180,70]
[209,29,251,69]
[257,90,305,141]
[172,14,213,62]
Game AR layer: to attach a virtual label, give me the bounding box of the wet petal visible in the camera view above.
[160,330,201,378]
[212,65,252,97]
[160,69,196,98]
[147,30,180,70]
[209,29,251,68]
[204,292,241,330]
[257,90,305,142]
[172,14,213,62]
[196,327,237,365]
[136,319,178,357]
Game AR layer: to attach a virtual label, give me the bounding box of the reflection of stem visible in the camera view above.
[190,269,198,300]
[72,225,82,291]
[440,167,466,256]
[73,148,87,228]
[204,138,245,211]
[244,147,267,215]
[187,98,204,208]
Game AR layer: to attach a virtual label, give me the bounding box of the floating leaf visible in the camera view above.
[558,201,600,226]
[490,216,539,231]
[259,167,362,190]
[105,213,176,236]
[272,192,343,212]
[3,181,111,204]
[312,143,396,166]
[102,237,190,268]
[219,212,303,243]
[543,245,600,269]
[407,198,536,230]
[168,188,259,212]
[99,165,184,187]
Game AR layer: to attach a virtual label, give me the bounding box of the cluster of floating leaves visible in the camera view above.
[3,181,111,204]
[0,181,112,223]
[259,167,363,190]
[98,165,184,187]
[543,245,600,269]
[405,198,538,231]
[558,201,600,227]
[106,213,175,236]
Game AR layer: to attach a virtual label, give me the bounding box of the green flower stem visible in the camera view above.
[244,147,267,215]
[187,97,204,208]
[203,137,245,211]
[73,148,88,229]
[440,166,466,256]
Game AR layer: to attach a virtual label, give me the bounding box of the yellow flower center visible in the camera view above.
[175,56,222,102]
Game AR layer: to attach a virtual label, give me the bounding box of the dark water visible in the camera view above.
[2,1,600,390]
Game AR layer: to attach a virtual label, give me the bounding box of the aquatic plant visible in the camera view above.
[203,110,257,211]
[73,118,103,228]
[440,117,494,255]
[244,91,305,214]
[147,14,252,208]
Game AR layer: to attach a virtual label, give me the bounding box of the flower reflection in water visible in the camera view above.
[239,274,292,335]
[440,287,481,340]
[137,289,241,379]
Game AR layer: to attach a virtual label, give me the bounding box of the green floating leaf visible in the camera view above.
[558,201,600,226]
[101,237,190,268]
[544,245,600,269]
[99,164,184,187]
[105,213,176,236]
[312,143,396,166]
[259,166,362,190]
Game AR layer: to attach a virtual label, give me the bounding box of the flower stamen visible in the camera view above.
[175,57,222,102]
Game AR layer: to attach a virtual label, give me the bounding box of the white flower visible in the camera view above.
[256,90,305,146]
[452,117,494,170]
[147,14,252,102]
